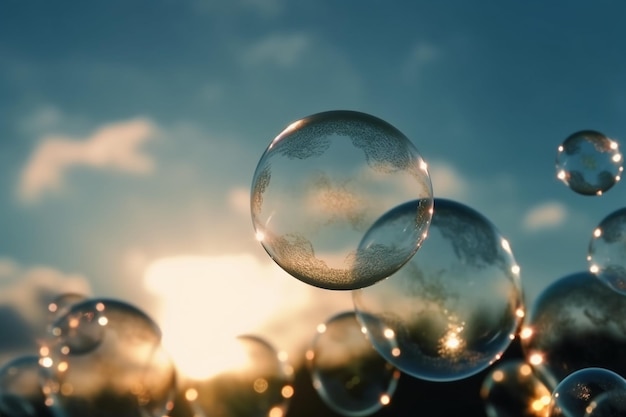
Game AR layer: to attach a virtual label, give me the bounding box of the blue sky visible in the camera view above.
[2,0,626,378]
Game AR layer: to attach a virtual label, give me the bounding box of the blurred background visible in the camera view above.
[1,1,626,416]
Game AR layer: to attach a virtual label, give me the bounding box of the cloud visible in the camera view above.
[522,201,568,232]
[403,41,441,82]
[18,118,158,203]
[0,258,92,362]
[143,254,353,378]
[428,160,469,200]
[241,33,310,68]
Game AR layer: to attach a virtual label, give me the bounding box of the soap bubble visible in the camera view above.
[480,359,551,417]
[353,198,524,381]
[0,355,50,417]
[584,389,626,417]
[556,130,623,196]
[549,368,626,417]
[520,272,626,390]
[587,207,626,295]
[180,334,294,417]
[46,293,87,322]
[250,110,433,290]
[307,311,400,417]
[41,298,176,417]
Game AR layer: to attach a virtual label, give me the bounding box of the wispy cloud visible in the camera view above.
[241,33,310,68]
[428,160,469,200]
[403,40,441,82]
[18,118,158,203]
[522,201,568,232]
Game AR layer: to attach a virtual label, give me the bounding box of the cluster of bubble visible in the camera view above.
[0,293,295,417]
[252,113,626,417]
[251,110,528,415]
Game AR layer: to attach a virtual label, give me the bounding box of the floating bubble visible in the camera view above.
[181,334,294,417]
[41,298,176,417]
[587,207,626,295]
[584,389,626,417]
[307,311,400,417]
[549,368,626,417]
[250,110,433,290]
[47,293,88,323]
[556,130,623,196]
[0,355,50,417]
[480,359,551,417]
[353,198,524,381]
[520,272,626,390]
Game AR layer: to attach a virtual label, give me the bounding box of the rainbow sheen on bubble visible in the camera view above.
[251,110,433,290]
[353,198,524,382]
[480,359,551,417]
[588,207,626,295]
[520,272,626,390]
[307,311,400,417]
[556,130,623,196]
[548,368,626,417]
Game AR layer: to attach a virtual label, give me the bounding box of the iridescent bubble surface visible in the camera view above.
[181,334,294,417]
[41,298,176,417]
[353,198,524,381]
[549,368,626,417]
[587,207,626,295]
[556,130,623,196]
[520,272,626,390]
[307,311,400,417]
[0,355,50,417]
[480,359,551,417]
[250,110,433,290]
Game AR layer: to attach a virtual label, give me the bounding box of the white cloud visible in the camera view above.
[18,118,158,203]
[403,41,441,82]
[143,254,352,378]
[241,33,310,68]
[522,201,568,232]
[428,160,469,200]
[228,186,251,215]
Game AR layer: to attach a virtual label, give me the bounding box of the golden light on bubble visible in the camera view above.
[253,378,269,393]
[590,264,600,274]
[557,170,567,180]
[316,323,327,334]
[391,347,401,357]
[593,227,602,238]
[520,327,533,340]
[516,308,525,318]
[380,394,391,405]
[281,385,294,399]
[268,406,284,417]
[185,388,198,401]
[492,370,505,382]
[529,353,543,366]
[519,364,532,377]
[383,328,395,339]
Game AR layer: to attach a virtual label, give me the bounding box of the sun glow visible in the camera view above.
[144,254,293,380]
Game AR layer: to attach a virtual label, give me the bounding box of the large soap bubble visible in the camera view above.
[587,207,626,295]
[40,298,176,417]
[480,359,551,417]
[353,198,524,382]
[250,110,433,290]
[548,367,626,417]
[307,311,400,417]
[556,130,623,196]
[520,272,626,390]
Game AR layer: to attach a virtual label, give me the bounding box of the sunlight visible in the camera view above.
[144,254,287,380]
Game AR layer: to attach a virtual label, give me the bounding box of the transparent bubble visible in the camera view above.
[47,293,88,323]
[556,130,623,196]
[587,207,626,295]
[480,359,551,417]
[0,355,50,417]
[250,110,433,290]
[584,389,626,417]
[549,368,626,417]
[41,298,176,417]
[520,272,626,390]
[307,311,400,417]
[353,198,524,382]
[181,334,294,417]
